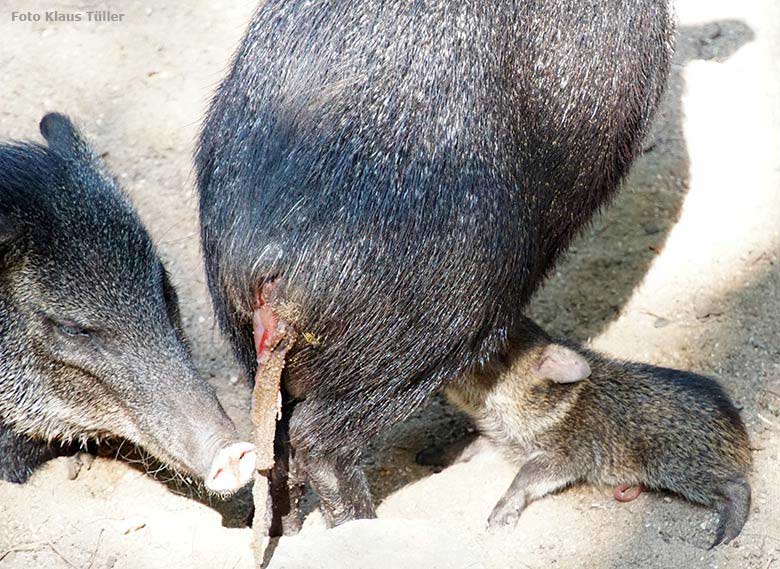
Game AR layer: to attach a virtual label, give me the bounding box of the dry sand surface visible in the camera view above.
[0,1,778,568]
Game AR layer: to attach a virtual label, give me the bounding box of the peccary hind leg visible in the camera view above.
[712,478,751,548]
[266,399,305,537]
[289,400,376,527]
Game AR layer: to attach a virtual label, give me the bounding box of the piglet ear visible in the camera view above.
[536,344,591,383]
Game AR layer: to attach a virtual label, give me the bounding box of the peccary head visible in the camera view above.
[0,113,254,492]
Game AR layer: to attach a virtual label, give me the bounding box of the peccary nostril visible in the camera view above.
[237,446,256,484]
[204,442,256,493]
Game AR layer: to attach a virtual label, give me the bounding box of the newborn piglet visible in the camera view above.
[444,319,751,547]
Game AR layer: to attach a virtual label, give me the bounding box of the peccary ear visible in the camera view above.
[39,112,89,159]
[536,344,591,383]
[39,113,113,188]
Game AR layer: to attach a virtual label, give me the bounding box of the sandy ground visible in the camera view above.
[0,1,778,568]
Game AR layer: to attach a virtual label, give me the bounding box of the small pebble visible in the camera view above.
[120,517,146,535]
[654,317,671,328]
[750,338,768,350]
[694,303,723,320]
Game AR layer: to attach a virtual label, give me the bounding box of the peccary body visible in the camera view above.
[0,114,255,493]
[447,319,752,546]
[196,0,674,525]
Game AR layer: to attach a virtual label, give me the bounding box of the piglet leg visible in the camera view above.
[250,283,296,563]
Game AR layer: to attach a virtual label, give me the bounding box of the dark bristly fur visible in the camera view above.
[0,113,241,485]
[447,318,752,547]
[196,0,674,526]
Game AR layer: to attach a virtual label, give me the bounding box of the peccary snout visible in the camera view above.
[128,365,256,493]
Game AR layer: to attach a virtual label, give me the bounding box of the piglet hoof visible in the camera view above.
[205,442,257,494]
[487,502,524,530]
[614,484,644,502]
[66,453,95,480]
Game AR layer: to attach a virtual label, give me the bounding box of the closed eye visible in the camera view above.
[40,313,97,343]
[57,322,92,338]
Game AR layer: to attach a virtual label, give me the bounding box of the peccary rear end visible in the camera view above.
[197,0,674,525]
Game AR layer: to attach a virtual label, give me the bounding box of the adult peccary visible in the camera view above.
[444,318,751,548]
[196,0,674,527]
[0,113,255,494]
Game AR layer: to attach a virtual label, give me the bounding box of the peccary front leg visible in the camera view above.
[488,452,575,529]
[0,425,58,483]
[289,401,376,527]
